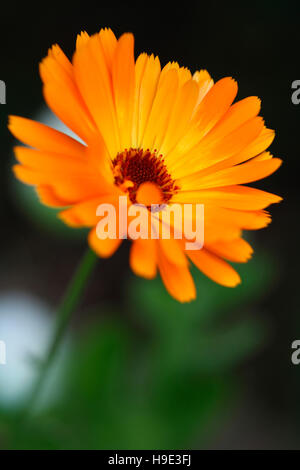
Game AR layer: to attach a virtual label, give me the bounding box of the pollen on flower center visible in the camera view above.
[112,148,179,205]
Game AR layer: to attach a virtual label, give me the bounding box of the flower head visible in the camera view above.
[9,28,282,302]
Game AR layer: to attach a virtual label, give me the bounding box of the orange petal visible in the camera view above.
[190,76,238,139]
[135,54,161,148]
[188,249,241,287]
[98,28,117,71]
[160,62,192,86]
[204,96,261,143]
[192,69,214,106]
[141,69,179,151]
[158,238,188,267]
[36,185,69,207]
[13,164,105,203]
[193,69,212,86]
[84,132,115,186]
[179,157,282,189]
[59,194,119,227]
[73,33,120,156]
[204,206,272,231]
[208,238,253,263]
[132,53,149,147]
[175,116,265,179]
[57,209,82,227]
[178,127,275,183]
[14,146,89,172]
[130,238,157,279]
[112,33,135,150]
[173,185,282,210]
[161,78,199,157]
[88,226,122,258]
[157,245,196,302]
[8,116,85,158]
[40,45,95,142]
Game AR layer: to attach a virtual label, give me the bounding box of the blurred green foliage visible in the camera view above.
[0,251,277,450]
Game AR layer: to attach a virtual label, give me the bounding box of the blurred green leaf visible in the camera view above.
[1,251,278,449]
[129,251,277,328]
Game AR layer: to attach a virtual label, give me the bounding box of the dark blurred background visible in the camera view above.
[0,0,299,449]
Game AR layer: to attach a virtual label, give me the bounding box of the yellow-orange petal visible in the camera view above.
[173,185,282,210]
[188,249,241,287]
[47,43,73,76]
[167,78,240,174]
[40,45,95,142]
[192,69,214,106]
[58,210,82,227]
[175,116,265,179]
[158,238,188,267]
[193,77,238,133]
[58,194,119,227]
[14,146,88,172]
[157,245,196,303]
[205,96,261,144]
[160,78,199,158]
[160,62,192,86]
[36,185,69,207]
[177,127,275,183]
[76,31,90,50]
[8,116,85,158]
[193,69,212,85]
[179,157,282,189]
[209,127,276,174]
[132,53,148,147]
[13,164,105,203]
[141,69,179,151]
[73,33,120,156]
[208,238,253,263]
[98,28,117,71]
[137,55,161,148]
[84,132,115,186]
[88,227,122,258]
[130,238,157,279]
[112,33,135,150]
[204,206,272,231]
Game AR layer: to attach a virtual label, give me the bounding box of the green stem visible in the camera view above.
[22,247,98,418]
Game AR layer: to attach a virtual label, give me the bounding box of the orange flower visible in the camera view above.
[9,28,282,302]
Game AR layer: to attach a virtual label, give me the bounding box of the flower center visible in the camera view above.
[112,148,179,206]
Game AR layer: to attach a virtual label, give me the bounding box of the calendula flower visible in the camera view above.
[9,28,282,302]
